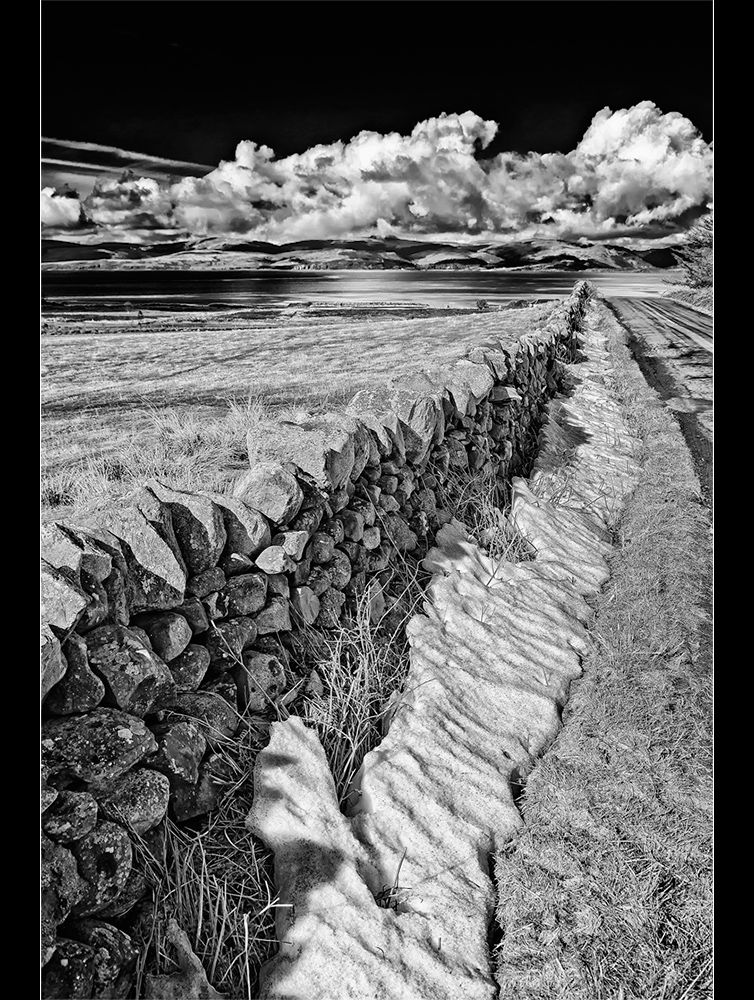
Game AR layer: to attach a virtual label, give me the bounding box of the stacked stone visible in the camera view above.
[39,281,591,997]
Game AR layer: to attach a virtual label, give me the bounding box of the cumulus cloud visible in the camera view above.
[41,102,713,241]
[40,185,87,228]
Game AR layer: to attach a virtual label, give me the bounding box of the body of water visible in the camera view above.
[41,269,673,312]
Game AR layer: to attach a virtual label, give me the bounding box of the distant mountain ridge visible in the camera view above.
[41,235,679,272]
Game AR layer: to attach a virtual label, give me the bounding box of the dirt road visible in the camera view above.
[607,296,712,503]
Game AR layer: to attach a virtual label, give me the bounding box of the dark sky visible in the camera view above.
[41,1,713,167]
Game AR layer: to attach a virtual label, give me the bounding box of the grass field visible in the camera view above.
[40,302,554,521]
[494,300,712,999]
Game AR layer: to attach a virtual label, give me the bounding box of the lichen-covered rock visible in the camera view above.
[41,625,67,702]
[308,531,335,564]
[320,516,345,544]
[170,765,221,823]
[212,572,267,621]
[42,709,157,784]
[42,938,95,998]
[168,643,210,691]
[66,920,138,1000]
[70,820,133,917]
[186,566,226,599]
[202,674,238,707]
[41,833,88,965]
[76,573,110,631]
[93,769,170,835]
[164,691,239,749]
[338,508,364,541]
[90,866,150,920]
[362,525,381,550]
[148,720,207,788]
[220,552,255,580]
[267,572,290,598]
[204,618,257,671]
[42,765,59,813]
[347,387,407,461]
[146,481,227,575]
[316,588,346,629]
[306,564,333,597]
[99,500,186,613]
[250,414,357,490]
[174,595,210,635]
[380,512,418,552]
[272,529,310,559]
[290,586,320,625]
[233,462,303,524]
[130,611,193,662]
[85,625,175,716]
[43,791,98,843]
[40,523,113,585]
[236,652,287,712]
[41,559,90,632]
[327,549,353,589]
[254,596,292,635]
[202,492,271,557]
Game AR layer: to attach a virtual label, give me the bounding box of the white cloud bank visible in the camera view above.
[41,101,713,242]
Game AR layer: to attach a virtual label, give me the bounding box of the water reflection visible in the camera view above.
[41,269,670,312]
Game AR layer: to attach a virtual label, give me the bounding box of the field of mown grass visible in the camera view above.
[494,300,712,999]
[40,303,553,521]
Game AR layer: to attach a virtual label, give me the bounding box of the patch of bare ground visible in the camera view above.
[493,301,712,999]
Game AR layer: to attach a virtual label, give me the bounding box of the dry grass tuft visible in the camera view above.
[131,719,280,999]
[297,554,427,811]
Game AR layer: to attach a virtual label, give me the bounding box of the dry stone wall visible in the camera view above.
[40,282,591,997]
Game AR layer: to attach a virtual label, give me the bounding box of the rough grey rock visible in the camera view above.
[43,791,98,843]
[249,414,357,490]
[42,709,157,784]
[204,617,257,670]
[44,633,105,715]
[170,765,221,822]
[144,919,222,999]
[165,691,239,749]
[316,588,346,629]
[219,551,255,576]
[338,509,364,541]
[362,526,381,550]
[202,674,239,707]
[308,531,335,565]
[148,720,207,788]
[42,938,95,998]
[40,523,114,584]
[131,612,193,662]
[186,566,226,599]
[290,586,320,625]
[306,564,334,597]
[168,644,211,691]
[70,820,133,916]
[147,481,227,576]
[254,596,292,635]
[219,572,267,618]
[41,833,88,965]
[347,387,407,461]
[93,769,171,835]
[288,505,324,536]
[66,919,138,1000]
[233,462,303,524]
[174,595,210,635]
[292,555,313,586]
[201,492,271,557]
[320,517,345,544]
[76,573,110,631]
[236,652,287,712]
[267,573,291,598]
[85,625,175,716]
[272,530,310,559]
[41,625,68,702]
[99,499,186,613]
[379,512,418,552]
[254,545,296,575]
[328,549,353,589]
[41,559,90,632]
